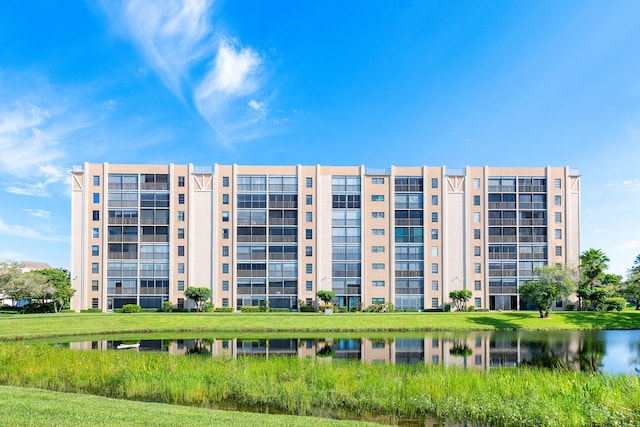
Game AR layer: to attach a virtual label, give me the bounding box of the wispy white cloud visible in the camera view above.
[605,178,640,191]
[101,0,272,145]
[0,217,66,242]
[619,240,640,250]
[22,209,52,219]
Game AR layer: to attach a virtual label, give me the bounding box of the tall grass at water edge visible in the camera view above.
[0,343,638,427]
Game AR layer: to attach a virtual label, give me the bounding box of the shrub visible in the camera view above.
[363,302,395,313]
[121,304,142,313]
[300,305,315,312]
[269,308,291,313]
[603,298,626,312]
[171,308,189,313]
[350,306,359,312]
[565,303,575,311]
[162,301,173,312]
[141,308,161,313]
[241,306,261,313]
[444,304,451,312]
[214,307,234,313]
[202,302,215,313]
[19,302,56,314]
[80,308,102,313]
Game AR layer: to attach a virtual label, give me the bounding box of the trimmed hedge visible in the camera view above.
[240,306,261,313]
[121,304,142,313]
[214,307,234,313]
[80,308,102,313]
[603,298,626,312]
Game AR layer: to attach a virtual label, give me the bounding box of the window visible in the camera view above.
[92,298,99,309]
[222,176,229,187]
[92,280,99,291]
[474,195,480,206]
[178,211,185,221]
[372,298,385,304]
[431,263,438,274]
[431,280,438,291]
[92,263,99,274]
[474,246,481,256]
[431,212,438,222]
[555,246,563,256]
[555,229,562,239]
[431,195,438,206]
[178,280,184,291]
[306,212,313,222]
[473,212,480,223]
[474,229,480,240]
[306,281,313,291]
[306,177,313,188]
[431,229,438,240]
[178,263,185,274]
[178,194,185,204]
[92,210,100,221]
[221,246,229,257]
[372,229,385,236]
[306,263,313,274]
[92,245,99,256]
[474,280,481,291]
[431,178,438,189]
[306,246,313,256]
[222,211,229,222]
[222,263,229,274]
[372,177,384,184]
[371,195,385,202]
[93,193,100,203]
[555,195,561,206]
[178,246,185,256]
[431,298,439,308]
[306,195,313,205]
[178,176,185,187]
[475,297,481,308]
[222,298,229,307]
[372,280,385,287]
[93,175,100,186]
[554,178,561,189]
[178,228,185,239]
[222,194,229,205]
[92,228,99,238]
[177,298,185,308]
[372,263,385,270]
[372,212,385,218]
[306,229,313,239]
[222,229,229,239]
[473,178,480,189]
[555,212,562,223]
[372,246,385,253]
[474,263,481,274]
[431,246,438,257]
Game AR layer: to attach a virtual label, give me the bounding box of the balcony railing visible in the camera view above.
[395,287,425,295]
[489,286,518,294]
[268,218,297,226]
[268,235,298,243]
[108,217,139,225]
[488,202,516,209]
[237,235,267,243]
[332,286,361,295]
[395,270,424,278]
[488,236,517,243]
[236,270,267,278]
[488,219,517,226]
[237,287,267,295]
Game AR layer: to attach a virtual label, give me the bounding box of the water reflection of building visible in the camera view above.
[70,332,598,372]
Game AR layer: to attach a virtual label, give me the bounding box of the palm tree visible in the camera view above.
[580,249,609,291]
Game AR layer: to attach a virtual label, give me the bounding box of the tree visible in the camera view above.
[316,290,336,306]
[0,265,48,305]
[449,290,473,311]
[33,269,75,313]
[0,262,22,304]
[578,249,610,311]
[624,254,640,310]
[184,287,212,312]
[519,265,576,318]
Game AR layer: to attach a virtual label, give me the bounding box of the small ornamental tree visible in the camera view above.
[184,287,212,312]
[449,290,473,311]
[316,290,336,307]
[519,265,576,318]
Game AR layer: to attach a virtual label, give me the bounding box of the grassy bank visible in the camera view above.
[0,385,378,427]
[0,344,638,427]
[1,310,639,340]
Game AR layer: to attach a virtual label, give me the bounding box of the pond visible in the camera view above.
[63,330,640,375]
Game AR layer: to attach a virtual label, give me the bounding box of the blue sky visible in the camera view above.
[1,0,640,275]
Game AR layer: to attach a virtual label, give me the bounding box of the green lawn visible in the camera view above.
[1,310,639,340]
[0,386,377,427]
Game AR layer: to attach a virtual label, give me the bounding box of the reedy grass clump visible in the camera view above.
[1,343,638,426]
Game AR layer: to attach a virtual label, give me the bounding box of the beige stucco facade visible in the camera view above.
[71,163,580,312]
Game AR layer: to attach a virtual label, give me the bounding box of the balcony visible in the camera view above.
[488,202,516,209]
[237,235,267,243]
[489,219,517,226]
[237,286,266,295]
[268,253,297,260]
[268,218,297,226]
[518,185,546,193]
[237,270,267,278]
[140,235,169,243]
[268,235,298,243]
[395,270,424,278]
[395,287,424,295]
[332,286,361,295]
[488,236,517,243]
[489,286,517,294]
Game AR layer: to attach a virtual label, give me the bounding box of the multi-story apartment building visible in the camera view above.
[70,163,580,312]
